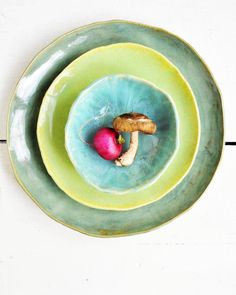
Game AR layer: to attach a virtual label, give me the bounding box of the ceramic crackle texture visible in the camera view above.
[8,20,223,237]
[65,74,178,194]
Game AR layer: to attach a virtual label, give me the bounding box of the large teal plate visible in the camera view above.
[7,20,223,237]
[65,74,177,194]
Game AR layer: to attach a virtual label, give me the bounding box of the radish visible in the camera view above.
[93,127,125,160]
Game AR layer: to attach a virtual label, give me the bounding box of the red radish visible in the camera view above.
[93,127,124,160]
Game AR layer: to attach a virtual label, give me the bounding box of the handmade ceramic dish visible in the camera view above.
[65,74,178,194]
[37,43,199,210]
[7,20,223,237]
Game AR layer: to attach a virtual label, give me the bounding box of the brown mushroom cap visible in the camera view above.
[113,112,157,134]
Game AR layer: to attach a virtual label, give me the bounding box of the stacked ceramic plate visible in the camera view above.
[8,20,223,237]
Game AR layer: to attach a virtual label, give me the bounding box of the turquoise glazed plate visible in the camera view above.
[37,42,199,211]
[65,74,178,194]
[7,20,223,237]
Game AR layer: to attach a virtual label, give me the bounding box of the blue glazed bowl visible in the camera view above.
[65,75,178,194]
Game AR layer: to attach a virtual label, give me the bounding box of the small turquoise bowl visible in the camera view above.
[65,75,178,194]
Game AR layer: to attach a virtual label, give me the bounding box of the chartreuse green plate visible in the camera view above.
[8,20,223,236]
[65,74,178,194]
[37,43,199,210]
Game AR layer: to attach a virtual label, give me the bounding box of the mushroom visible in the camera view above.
[112,113,157,166]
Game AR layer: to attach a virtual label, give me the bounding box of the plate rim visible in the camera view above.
[6,19,224,237]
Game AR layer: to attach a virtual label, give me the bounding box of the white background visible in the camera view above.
[0,0,236,294]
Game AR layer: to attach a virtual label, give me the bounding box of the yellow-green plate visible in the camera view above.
[37,42,200,210]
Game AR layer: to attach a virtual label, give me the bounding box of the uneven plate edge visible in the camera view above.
[6,19,224,237]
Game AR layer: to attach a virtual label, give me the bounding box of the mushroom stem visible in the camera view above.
[115,131,139,166]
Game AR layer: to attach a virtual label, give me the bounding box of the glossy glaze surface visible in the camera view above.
[37,43,199,210]
[65,75,178,194]
[8,20,223,236]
